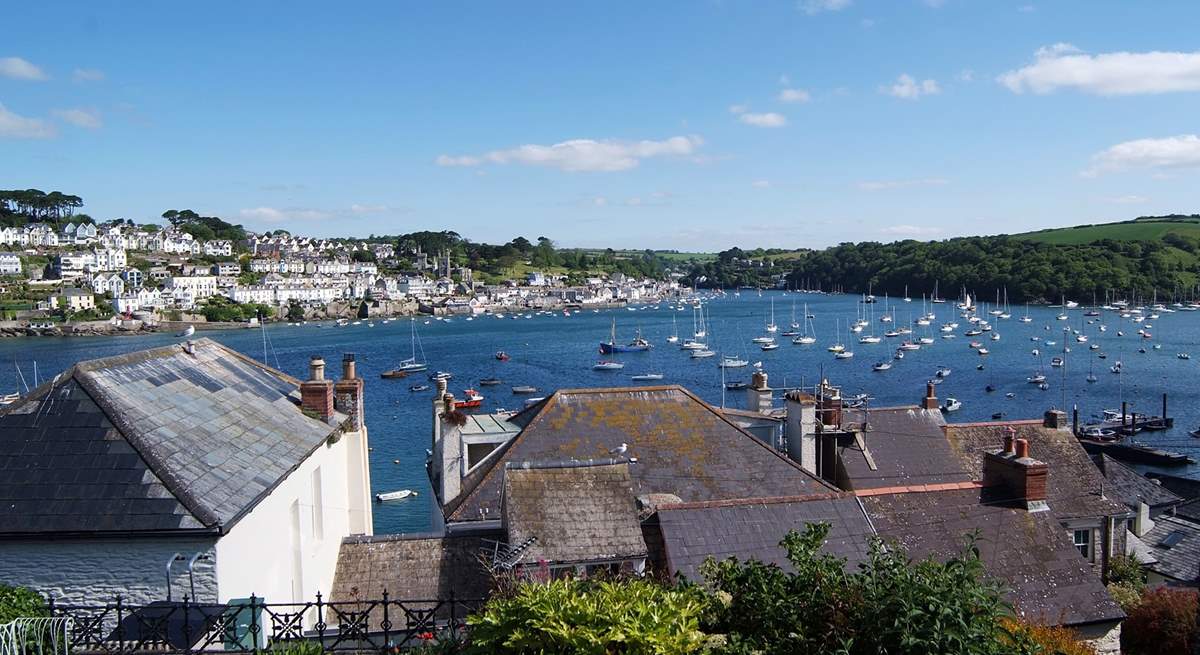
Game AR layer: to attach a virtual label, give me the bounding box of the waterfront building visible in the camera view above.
[0,252,22,276]
[0,340,373,606]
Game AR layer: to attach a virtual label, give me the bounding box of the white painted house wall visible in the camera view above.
[215,428,371,607]
[0,537,218,606]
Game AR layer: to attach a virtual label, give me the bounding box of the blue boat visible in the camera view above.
[599,319,651,354]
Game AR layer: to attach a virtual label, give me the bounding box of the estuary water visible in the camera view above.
[2,290,1198,534]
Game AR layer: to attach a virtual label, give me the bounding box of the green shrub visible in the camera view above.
[700,523,1024,655]
[466,577,708,655]
[0,584,47,624]
[269,640,323,655]
[1106,582,1143,611]
[1106,555,1146,590]
[1121,587,1198,655]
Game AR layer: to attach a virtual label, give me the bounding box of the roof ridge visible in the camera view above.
[657,491,852,511]
[854,481,984,497]
[947,419,1046,428]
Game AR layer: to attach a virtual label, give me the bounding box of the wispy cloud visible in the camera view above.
[436,135,702,172]
[730,105,787,127]
[72,68,106,82]
[857,177,948,191]
[882,74,941,99]
[880,224,943,237]
[53,108,102,129]
[1104,195,1149,204]
[778,88,811,103]
[1000,44,1200,95]
[1084,134,1200,176]
[0,57,47,81]
[239,207,332,222]
[349,203,390,214]
[751,180,771,188]
[799,0,851,15]
[0,102,55,138]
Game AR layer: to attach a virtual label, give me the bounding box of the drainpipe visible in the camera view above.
[165,553,186,601]
[187,553,211,601]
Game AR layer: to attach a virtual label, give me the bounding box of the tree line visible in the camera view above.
[0,189,84,224]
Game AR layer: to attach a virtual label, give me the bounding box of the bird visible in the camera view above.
[177,325,195,338]
[609,443,628,457]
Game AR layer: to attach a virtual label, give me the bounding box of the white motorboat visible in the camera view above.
[593,360,625,371]
[941,398,962,413]
[375,489,418,502]
[631,373,665,381]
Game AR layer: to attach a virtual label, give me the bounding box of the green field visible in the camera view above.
[1017,218,1200,245]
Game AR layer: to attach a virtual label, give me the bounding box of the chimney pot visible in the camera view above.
[341,353,356,380]
[1003,429,1015,455]
[309,355,326,381]
[921,381,939,410]
[436,377,448,396]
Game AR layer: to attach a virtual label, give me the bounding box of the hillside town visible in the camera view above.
[0,221,684,332]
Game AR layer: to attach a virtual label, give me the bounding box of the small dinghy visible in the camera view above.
[375,489,418,502]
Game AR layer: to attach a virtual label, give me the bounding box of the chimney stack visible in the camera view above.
[1043,409,1068,430]
[921,381,939,410]
[746,371,773,414]
[1003,427,1015,455]
[816,379,843,428]
[301,355,335,420]
[334,353,365,432]
[983,436,1048,512]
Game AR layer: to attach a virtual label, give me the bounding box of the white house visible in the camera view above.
[167,275,219,299]
[49,288,96,312]
[90,248,128,272]
[204,240,234,257]
[0,252,22,276]
[90,273,125,296]
[0,340,373,609]
[111,287,162,314]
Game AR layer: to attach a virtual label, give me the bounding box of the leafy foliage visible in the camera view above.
[269,640,324,655]
[0,584,47,623]
[999,618,1095,655]
[0,189,83,224]
[161,209,247,243]
[1121,587,1198,655]
[197,296,273,322]
[466,577,709,655]
[700,523,1026,655]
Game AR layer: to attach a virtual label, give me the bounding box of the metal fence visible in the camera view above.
[45,592,486,654]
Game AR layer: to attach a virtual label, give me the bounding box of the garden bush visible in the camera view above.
[1121,587,1198,655]
[0,584,46,624]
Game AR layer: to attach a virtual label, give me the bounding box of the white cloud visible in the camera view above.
[0,102,55,138]
[1104,195,1149,204]
[738,112,788,128]
[751,180,771,188]
[957,69,975,82]
[72,68,106,82]
[778,88,811,103]
[592,196,608,207]
[436,135,702,172]
[857,177,949,191]
[883,74,941,99]
[728,104,748,115]
[52,108,102,129]
[880,224,943,237]
[1000,45,1200,95]
[239,207,331,222]
[349,203,388,214]
[800,0,851,15]
[0,57,47,81]
[1084,134,1200,176]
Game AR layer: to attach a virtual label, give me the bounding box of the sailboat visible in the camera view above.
[827,318,846,353]
[765,298,778,333]
[834,320,854,359]
[903,285,912,303]
[600,319,651,353]
[384,319,429,376]
[666,315,679,343]
[793,304,817,344]
[1019,302,1033,323]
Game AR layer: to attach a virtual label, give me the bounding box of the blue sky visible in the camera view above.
[2,1,1199,251]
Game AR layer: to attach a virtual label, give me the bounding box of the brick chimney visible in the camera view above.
[301,355,335,421]
[334,353,365,432]
[816,379,842,428]
[1043,409,1068,430]
[921,381,938,410]
[982,434,1049,512]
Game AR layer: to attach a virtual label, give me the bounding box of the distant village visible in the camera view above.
[0,222,688,333]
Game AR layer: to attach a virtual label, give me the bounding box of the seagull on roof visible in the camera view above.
[178,325,195,338]
[609,442,628,456]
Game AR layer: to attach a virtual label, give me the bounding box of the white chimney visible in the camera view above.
[1133,500,1155,537]
[784,390,817,474]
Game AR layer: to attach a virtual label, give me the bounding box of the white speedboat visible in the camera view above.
[719,357,749,368]
[690,349,716,358]
[631,373,665,381]
[872,361,892,371]
[593,360,625,371]
[941,398,962,413]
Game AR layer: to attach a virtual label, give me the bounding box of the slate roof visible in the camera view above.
[502,461,647,565]
[1145,472,1200,502]
[1091,454,1183,512]
[653,494,875,581]
[0,338,345,536]
[1140,516,1200,583]
[331,532,493,601]
[862,487,1125,627]
[943,421,1127,521]
[445,386,835,523]
[838,406,972,490]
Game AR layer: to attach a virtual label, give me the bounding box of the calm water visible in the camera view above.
[2,291,1198,534]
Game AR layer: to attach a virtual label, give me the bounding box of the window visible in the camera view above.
[1073,529,1091,559]
[311,467,324,541]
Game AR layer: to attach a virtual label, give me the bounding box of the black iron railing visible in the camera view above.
[46,591,486,653]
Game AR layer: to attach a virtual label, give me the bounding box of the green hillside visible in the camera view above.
[1017,215,1200,245]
